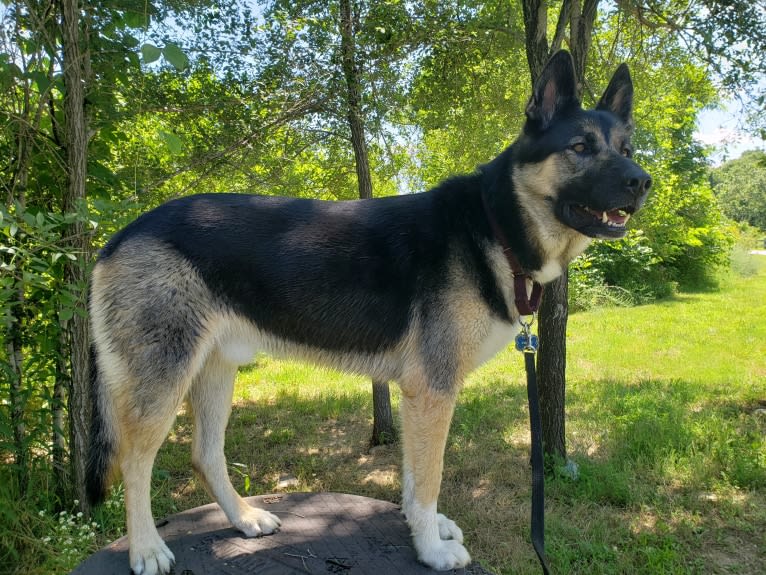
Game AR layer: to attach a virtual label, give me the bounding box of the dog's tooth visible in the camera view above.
[601,211,608,224]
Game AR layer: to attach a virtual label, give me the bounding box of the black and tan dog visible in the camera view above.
[86,50,650,574]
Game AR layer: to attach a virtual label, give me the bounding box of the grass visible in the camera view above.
[7,255,766,574]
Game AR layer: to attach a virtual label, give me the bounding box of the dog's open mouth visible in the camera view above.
[576,205,631,228]
[564,203,635,238]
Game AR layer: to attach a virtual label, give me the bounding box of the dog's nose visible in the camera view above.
[626,171,651,198]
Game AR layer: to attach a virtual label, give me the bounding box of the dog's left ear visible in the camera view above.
[596,63,634,126]
[525,50,579,132]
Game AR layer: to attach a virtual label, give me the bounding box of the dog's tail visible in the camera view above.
[85,341,116,507]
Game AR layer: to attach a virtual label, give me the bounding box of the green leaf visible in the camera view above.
[89,161,117,184]
[123,34,140,49]
[158,130,183,155]
[59,307,74,323]
[141,43,161,64]
[162,43,189,71]
[0,61,18,91]
[124,12,150,29]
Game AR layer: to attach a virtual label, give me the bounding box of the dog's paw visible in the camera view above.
[234,506,282,537]
[129,539,175,575]
[417,539,471,571]
[437,513,464,543]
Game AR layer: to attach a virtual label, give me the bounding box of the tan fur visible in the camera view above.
[90,236,501,573]
[512,157,593,275]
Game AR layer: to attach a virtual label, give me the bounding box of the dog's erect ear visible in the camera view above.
[525,50,579,131]
[596,63,634,126]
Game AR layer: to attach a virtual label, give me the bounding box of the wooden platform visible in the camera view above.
[71,492,495,574]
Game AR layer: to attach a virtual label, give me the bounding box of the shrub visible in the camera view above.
[569,253,635,311]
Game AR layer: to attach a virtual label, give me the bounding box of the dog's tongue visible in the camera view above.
[586,207,630,226]
[605,208,629,226]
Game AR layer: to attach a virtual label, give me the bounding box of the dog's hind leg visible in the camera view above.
[117,385,182,575]
[188,349,281,537]
[400,385,471,570]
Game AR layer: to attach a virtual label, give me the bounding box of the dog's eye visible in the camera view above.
[621,147,632,158]
[571,142,587,154]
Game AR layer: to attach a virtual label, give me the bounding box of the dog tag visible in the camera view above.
[515,333,539,352]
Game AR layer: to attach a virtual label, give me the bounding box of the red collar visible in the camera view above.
[481,192,544,316]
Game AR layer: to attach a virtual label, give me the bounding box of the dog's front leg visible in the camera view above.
[400,388,470,570]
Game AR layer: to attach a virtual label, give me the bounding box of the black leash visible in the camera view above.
[516,317,552,575]
[480,189,550,572]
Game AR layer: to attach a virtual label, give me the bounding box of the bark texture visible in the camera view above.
[521,0,600,460]
[339,0,396,446]
[60,0,92,511]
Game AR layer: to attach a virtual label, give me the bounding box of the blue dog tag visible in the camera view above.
[515,333,539,352]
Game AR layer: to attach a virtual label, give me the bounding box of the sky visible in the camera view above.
[695,100,766,166]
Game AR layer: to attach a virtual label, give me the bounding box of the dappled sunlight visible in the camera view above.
[361,467,398,488]
[171,476,200,500]
[629,508,657,534]
[166,421,192,446]
[470,478,493,499]
[502,427,532,450]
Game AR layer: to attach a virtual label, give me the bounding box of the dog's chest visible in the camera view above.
[473,319,521,369]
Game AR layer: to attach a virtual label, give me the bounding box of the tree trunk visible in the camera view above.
[339,0,371,200]
[521,0,599,461]
[371,380,396,445]
[535,1,597,462]
[521,0,550,82]
[60,0,91,512]
[6,309,27,495]
[339,0,396,446]
[570,0,598,93]
[521,0,567,461]
[53,326,70,503]
[536,273,568,459]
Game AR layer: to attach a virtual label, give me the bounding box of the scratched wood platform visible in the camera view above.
[71,492,495,575]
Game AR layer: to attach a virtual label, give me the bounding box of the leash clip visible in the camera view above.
[515,314,539,354]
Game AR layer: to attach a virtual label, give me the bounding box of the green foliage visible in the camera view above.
[568,251,646,312]
[0,473,127,573]
[0,0,153,488]
[710,150,766,231]
[0,204,85,469]
[586,231,674,303]
[726,222,764,277]
[407,2,528,186]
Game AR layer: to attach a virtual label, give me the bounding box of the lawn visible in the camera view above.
[40,256,766,574]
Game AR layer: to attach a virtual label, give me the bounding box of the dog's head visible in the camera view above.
[514,50,651,240]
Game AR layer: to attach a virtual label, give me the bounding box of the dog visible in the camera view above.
[86,50,650,574]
